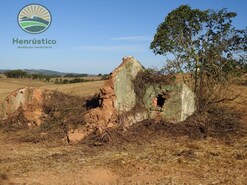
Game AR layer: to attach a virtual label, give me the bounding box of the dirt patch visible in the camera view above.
[0,173,9,185]
[82,168,118,184]
[11,168,118,185]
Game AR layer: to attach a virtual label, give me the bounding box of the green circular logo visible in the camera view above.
[18,4,52,34]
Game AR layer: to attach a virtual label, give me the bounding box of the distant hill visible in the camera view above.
[0,69,96,77]
[20,16,49,25]
[0,69,65,76]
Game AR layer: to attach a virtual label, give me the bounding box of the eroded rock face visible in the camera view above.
[144,84,195,122]
[85,56,144,126]
[113,57,144,112]
[0,87,44,126]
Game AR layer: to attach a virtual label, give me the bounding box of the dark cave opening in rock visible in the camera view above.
[86,94,102,109]
[156,94,166,108]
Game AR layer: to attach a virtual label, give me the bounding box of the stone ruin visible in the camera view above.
[74,56,195,143]
[0,87,44,126]
[0,56,195,144]
[84,56,195,126]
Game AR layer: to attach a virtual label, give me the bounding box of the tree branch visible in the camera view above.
[207,94,240,106]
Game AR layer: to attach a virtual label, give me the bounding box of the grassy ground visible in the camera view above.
[0,130,246,185]
[0,78,246,184]
[0,78,52,101]
[0,78,104,101]
[41,80,104,97]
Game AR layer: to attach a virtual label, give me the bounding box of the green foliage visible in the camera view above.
[4,70,57,82]
[150,5,207,56]
[150,5,247,112]
[4,70,28,78]
[64,73,88,77]
[101,74,110,80]
[54,78,94,84]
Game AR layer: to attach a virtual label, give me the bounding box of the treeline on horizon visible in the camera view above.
[3,70,55,81]
[1,70,109,83]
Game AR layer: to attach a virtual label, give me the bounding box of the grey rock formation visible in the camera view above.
[86,56,195,126]
[144,84,195,122]
[113,57,144,112]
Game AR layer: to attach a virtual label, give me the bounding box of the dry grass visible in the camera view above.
[0,129,246,184]
[0,78,52,101]
[0,78,104,102]
[41,81,104,97]
[0,77,246,184]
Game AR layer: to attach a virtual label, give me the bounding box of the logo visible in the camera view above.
[18,4,52,34]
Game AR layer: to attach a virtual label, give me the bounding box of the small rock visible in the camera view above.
[95,127,104,136]
[67,129,85,144]
[107,122,116,128]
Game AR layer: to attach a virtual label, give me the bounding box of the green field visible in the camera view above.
[20,21,47,28]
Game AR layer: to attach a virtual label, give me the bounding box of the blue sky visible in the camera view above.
[0,0,246,74]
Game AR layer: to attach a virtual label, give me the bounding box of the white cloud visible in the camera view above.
[110,36,152,41]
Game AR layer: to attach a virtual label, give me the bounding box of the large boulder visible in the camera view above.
[113,57,144,112]
[0,87,44,126]
[85,56,145,126]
